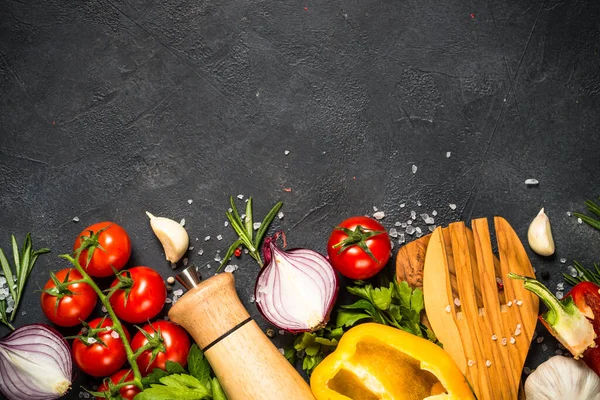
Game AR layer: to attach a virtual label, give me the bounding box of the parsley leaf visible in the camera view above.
[136,374,211,400]
[187,345,211,386]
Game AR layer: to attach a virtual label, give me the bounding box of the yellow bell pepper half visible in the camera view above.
[310,323,475,400]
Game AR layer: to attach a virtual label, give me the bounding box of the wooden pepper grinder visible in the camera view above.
[168,266,316,400]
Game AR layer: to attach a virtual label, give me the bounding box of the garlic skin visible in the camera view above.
[527,208,555,256]
[525,356,600,400]
[146,211,189,263]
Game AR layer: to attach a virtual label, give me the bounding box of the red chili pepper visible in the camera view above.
[234,248,242,257]
[566,281,600,375]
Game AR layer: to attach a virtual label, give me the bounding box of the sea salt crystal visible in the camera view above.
[389,228,398,238]
[224,265,239,273]
[415,230,423,238]
[407,220,413,225]
[556,291,563,299]
[425,217,435,224]
[415,227,422,234]
[454,298,461,307]
[198,249,204,256]
[214,254,222,262]
[207,264,212,269]
[237,194,244,200]
[224,221,229,227]
[173,289,184,296]
[525,179,539,186]
[111,331,120,339]
[204,236,211,241]
[284,150,290,155]
[401,222,407,228]
[566,211,572,217]
[449,204,457,210]
[429,225,437,232]
[557,282,564,290]
[501,338,507,346]
[373,206,379,212]
[21,311,26,316]
[467,360,476,367]
[101,306,108,313]
[253,222,261,230]
[188,199,193,204]
[567,265,578,277]
[516,300,523,306]
[560,258,567,264]
[180,218,186,226]
[446,151,452,158]
[87,337,97,344]
[394,221,401,227]
[400,203,406,208]
[421,213,429,221]
[217,235,223,241]
[249,294,255,303]
[72,216,80,222]
[278,211,284,219]
[578,218,583,224]
[485,360,492,367]
[542,344,548,352]
[411,210,417,220]
[183,258,189,266]
[241,214,246,220]
[432,210,438,216]
[507,301,512,307]
[373,211,385,220]
[445,305,452,313]
[189,246,194,251]
[405,225,416,235]
[491,335,498,341]
[398,233,405,244]
[536,336,544,343]
[390,240,395,250]
[510,337,516,344]
[412,165,418,174]
[417,201,422,206]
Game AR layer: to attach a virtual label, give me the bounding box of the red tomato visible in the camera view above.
[74,222,131,277]
[327,216,392,280]
[40,268,97,327]
[109,266,166,323]
[72,318,131,377]
[96,370,140,400]
[131,321,191,375]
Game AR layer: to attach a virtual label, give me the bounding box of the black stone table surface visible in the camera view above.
[1,0,600,398]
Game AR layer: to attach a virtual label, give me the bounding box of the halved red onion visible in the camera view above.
[0,324,72,400]
[255,235,339,333]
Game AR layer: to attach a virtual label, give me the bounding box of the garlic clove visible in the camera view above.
[146,211,189,263]
[527,208,555,256]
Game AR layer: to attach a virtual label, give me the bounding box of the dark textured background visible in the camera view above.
[1,0,600,397]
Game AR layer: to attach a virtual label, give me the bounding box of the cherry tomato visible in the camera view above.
[96,370,140,400]
[72,318,131,377]
[109,266,166,323]
[40,268,97,327]
[131,321,191,376]
[327,216,392,280]
[74,222,131,277]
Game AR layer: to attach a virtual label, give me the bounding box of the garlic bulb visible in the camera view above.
[146,211,189,263]
[525,356,600,400]
[527,208,555,256]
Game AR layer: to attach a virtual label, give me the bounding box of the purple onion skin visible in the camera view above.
[0,324,73,400]
[254,236,339,334]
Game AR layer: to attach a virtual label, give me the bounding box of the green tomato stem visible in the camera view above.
[62,252,144,391]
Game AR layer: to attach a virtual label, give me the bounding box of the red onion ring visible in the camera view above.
[0,324,72,400]
[255,235,339,333]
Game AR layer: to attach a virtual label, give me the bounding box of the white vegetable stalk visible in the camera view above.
[525,356,600,400]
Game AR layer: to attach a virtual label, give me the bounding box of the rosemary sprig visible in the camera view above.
[218,196,283,271]
[563,196,600,286]
[0,234,50,329]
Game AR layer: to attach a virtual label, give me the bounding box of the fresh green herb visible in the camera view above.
[290,280,437,376]
[139,344,227,400]
[0,234,50,330]
[218,196,283,271]
[563,197,600,286]
[573,197,600,231]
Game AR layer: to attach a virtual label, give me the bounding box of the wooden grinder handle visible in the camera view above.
[168,273,316,400]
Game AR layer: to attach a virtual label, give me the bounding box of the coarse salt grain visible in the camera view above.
[180,218,186,226]
[167,277,175,284]
[412,165,418,174]
[101,306,107,313]
[445,305,452,313]
[501,338,507,346]
[183,258,189,266]
[389,228,398,238]
[432,210,438,216]
[485,360,492,367]
[253,222,261,230]
[87,337,97,344]
[217,235,223,241]
[111,331,120,339]
[398,233,405,244]
[560,258,567,264]
[189,246,194,250]
[204,236,211,241]
[278,211,284,219]
[510,337,516,344]
[224,265,239,273]
[417,201,422,206]
[73,216,80,222]
[525,179,539,185]
[373,211,385,220]
[568,265,578,277]
[507,301,512,307]
[249,294,255,303]
[373,206,378,212]
[429,225,437,232]
[284,150,290,155]
[467,360,476,366]
[491,334,497,341]
[411,210,417,219]
[407,219,413,225]
[188,199,193,204]
[224,221,229,226]
[400,203,406,208]
[198,249,204,255]
[446,151,451,158]
[556,291,563,299]
[578,217,583,224]
[454,298,461,307]
[405,225,416,235]
[449,204,457,210]
[394,221,401,226]
[516,300,523,306]
[237,194,244,200]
